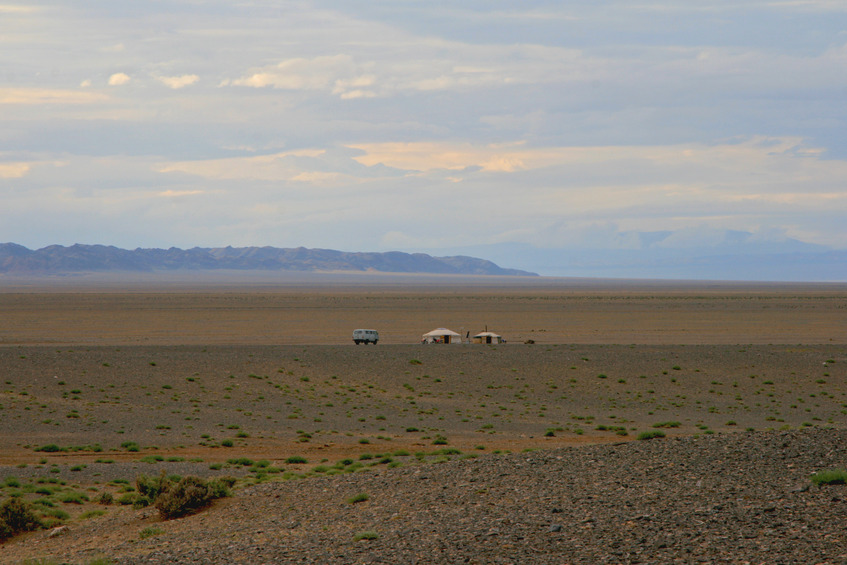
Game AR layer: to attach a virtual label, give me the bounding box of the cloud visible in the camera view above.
[0,88,108,105]
[108,73,131,86]
[0,5,40,13]
[0,162,31,178]
[290,171,343,184]
[157,190,204,197]
[222,42,590,101]
[156,149,331,182]
[156,74,200,89]
[346,141,605,172]
[229,55,357,91]
[344,137,847,245]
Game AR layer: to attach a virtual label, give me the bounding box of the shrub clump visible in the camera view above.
[347,492,369,504]
[637,430,666,441]
[34,444,63,453]
[0,497,43,540]
[354,530,379,541]
[652,421,681,429]
[154,476,214,519]
[135,472,172,507]
[134,473,234,519]
[811,469,847,487]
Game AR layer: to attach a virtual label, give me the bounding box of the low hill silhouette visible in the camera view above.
[0,243,537,276]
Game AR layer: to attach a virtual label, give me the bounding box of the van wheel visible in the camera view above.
[354,340,360,345]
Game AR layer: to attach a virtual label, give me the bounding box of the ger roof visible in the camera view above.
[422,328,461,337]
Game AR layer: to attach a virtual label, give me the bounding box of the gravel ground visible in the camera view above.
[4,428,847,564]
[2,344,845,461]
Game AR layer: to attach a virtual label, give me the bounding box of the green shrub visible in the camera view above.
[121,441,140,452]
[34,444,63,453]
[117,493,136,506]
[207,476,236,499]
[154,476,213,519]
[3,477,20,488]
[135,472,170,507]
[652,421,681,428]
[133,497,151,509]
[811,469,847,486]
[36,507,65,524]
[286,456,307,464]
[637,430,666,440]
[97,492,114,505]
[347,493,369,504]
[139,526,164,539]
[0,497,43,540]
[354,530,379,541]
[130,473,231,519]
[58,491,89,504]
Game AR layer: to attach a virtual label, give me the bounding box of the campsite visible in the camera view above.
[419,328,505,344]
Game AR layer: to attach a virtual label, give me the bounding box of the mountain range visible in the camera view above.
[0,243,537,277]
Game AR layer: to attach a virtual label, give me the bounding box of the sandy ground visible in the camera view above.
[1,276,845,346]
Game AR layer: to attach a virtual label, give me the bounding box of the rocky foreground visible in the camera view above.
[4,428,847,564]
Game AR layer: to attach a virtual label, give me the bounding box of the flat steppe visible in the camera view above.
[0,275,845,563]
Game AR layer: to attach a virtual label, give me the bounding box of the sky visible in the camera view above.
[1,1,846,278]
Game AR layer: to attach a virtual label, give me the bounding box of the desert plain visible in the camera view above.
[0,274,846,564]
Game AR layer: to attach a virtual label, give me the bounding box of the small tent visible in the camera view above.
[421,328,461,344]
[473,331,504,344]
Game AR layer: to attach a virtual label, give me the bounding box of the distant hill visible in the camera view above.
[0,243,537,277]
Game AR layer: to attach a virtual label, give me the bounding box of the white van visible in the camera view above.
[352,329,379,345]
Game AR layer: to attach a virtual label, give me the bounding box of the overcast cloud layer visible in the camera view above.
[1,1,846,279]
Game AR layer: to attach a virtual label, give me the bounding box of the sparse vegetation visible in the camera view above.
[347,492,369,504]
[810,469,847,487]
[652,421,681,429]
[139,526,164,539]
